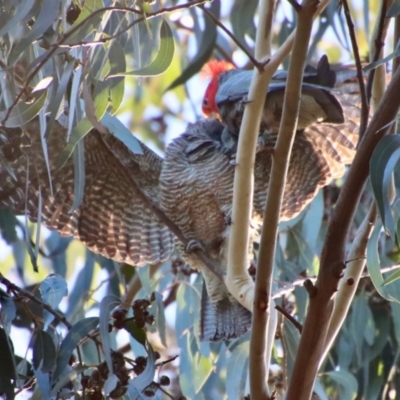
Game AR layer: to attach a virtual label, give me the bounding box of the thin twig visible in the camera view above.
[340,0,369,140]
[275,305,303,333]
[200,6,263,70]
[249,1,319,399]
[0,273,72,329]
[286,0,302,12]
[365,0,390,117]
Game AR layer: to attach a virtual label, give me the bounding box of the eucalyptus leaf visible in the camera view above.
[370,134,400,236]
[32,330,56,372]
[165,1,219,91]
[99,295,121,376]
[327,370,358,400]
[0,328,16,400]
[110,20,174,77]
[52,317,99,383]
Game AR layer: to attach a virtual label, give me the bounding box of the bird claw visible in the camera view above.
[241,95,252,105]
[186,239,204,254]
[229,155,238,166]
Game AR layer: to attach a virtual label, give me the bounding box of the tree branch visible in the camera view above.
[249,1,320,398]
[285,58,400,400]
[319,0,394,366]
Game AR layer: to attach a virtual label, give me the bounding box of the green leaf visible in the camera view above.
[100,113,143,155]
[107,40,126,114]
[66,249,94,320]
[109,20,174,77]
[387,0,400,17]
[64,0,104,45]
[129,344,156,390]
[45,60,75,138]
[99,295,121,375]
[165,1,219,92]
[55,118,93,169]
[383,267,400,286]
[32,330,56,372]
[226,339,249,400]
[52,317,99,383]
[326,370,358,400]
[0,291,16,335]
[152,291,167,348]
[0,0,35,37]
[364,43,400,72]
[0,328,16,400]
[366,221,399,302]
[230,0,257,52]
[9,0,61,64]
[370,134,400,236]
[0,77,52,128]
[124,320,147,345]
[70,138,85,213]
[33,367,51,400]
[39,274,68,329]
[282,318,300,382]
[0,207,18,244]
[51,365,87,396]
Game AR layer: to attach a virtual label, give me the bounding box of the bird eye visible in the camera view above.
[203,98,209,106]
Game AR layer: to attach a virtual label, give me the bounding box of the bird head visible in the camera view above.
[202,60,235,117]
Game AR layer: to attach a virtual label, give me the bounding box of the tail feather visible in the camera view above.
[200,282,252,342]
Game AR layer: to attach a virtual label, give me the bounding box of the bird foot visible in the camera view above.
[185,239,204,254]
[229,155,238,166]
[241,95,252,105]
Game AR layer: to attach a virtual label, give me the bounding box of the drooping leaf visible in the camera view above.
[52,317,99,383]
[45,60,75,138]
[0,328,16,400]
[56,118,93,169]
[39,274,68,329]
[129,344,156,390]
[45,232,73,278]
[110,20,174,77]
[282,318,300,382]
[66,249,95,320]
[33,365,51,400]
[366,221,398,302]
[152,291,167,348]
[370,134,400,236]
[70,138,86,213]
[327,370,358,400]
[50,365,87,396]
[0,291,16,335]
[99,295,121,376]
[124,320,147,345]
[0,0,35,37]
[230,0,257,52]
[100,112,143,155]
[226,339,249,400]
[9,0,61,64]
[364,42,400,72]
[387,0,400,17]
[0,207,18,244]
[107,40,126,114]
[165,0,220,91]
[32,330,56,372]
[0,77,53,128]
[64,0,104,45]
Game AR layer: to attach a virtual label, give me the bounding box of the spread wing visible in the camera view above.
[0,120,174,266]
